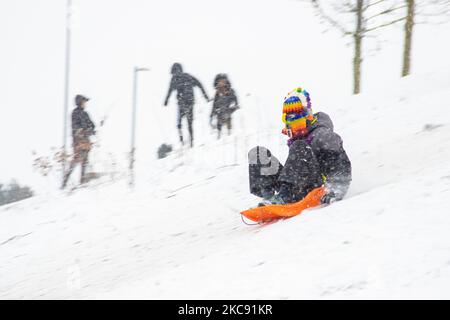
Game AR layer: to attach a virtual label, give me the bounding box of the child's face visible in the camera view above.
[217,80,227,91]
[285,124,293,138]
[283,112,308,139]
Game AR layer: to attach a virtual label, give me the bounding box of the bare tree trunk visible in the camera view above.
[353,0,364,94]
[402,0,415,77]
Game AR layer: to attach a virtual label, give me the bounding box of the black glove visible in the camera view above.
[321,191,337,204]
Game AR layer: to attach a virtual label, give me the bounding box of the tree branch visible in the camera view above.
[364,0,386,11]
[364,16,406,33]
[365,5,407,22]
[311,0,353,36]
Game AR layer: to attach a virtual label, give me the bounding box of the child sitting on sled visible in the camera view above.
[248,87,352,205]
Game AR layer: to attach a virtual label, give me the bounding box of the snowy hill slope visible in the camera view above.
[1,68,450,299]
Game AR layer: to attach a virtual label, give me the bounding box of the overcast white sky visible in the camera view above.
[1,0,450,187]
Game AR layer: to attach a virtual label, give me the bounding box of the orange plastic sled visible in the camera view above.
[240,187,326,223]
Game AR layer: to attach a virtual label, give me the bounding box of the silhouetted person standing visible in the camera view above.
[164,63,209,147]
[210,74,239,139]
[62,94,96,188]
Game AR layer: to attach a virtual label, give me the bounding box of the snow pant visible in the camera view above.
[216,113,232,139]
[248,140,324,203]
[177,103,194,147]
[62,140,91,187]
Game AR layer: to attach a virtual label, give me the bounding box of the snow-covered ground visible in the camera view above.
[1,68,450,299]
[2,0,450,299]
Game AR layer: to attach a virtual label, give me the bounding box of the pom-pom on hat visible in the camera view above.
[282,87,312,115]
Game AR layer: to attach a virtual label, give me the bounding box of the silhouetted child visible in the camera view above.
[210,74,239,139]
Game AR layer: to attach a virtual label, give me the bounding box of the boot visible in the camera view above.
[258,183,293,206]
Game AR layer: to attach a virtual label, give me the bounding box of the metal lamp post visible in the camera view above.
[129,66,149,187]
[62,0,72,183]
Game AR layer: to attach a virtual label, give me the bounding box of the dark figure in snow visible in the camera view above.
[210,74,239,139]
[164,63,209,147]
[248,87,351,205]
[62,94,96,188]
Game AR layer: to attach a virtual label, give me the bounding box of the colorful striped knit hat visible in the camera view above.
[282,87,315,138]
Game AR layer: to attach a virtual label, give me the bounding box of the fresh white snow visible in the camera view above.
[1,68,450,299]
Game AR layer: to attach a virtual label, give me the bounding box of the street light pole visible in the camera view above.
[62,0,72,182]
[129,66,149,187]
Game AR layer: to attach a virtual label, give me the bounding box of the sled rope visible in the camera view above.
[240,214,259,226]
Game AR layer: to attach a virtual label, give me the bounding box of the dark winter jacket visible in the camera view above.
[164,66,209,108]
[292,112,352,200]
[211,89,239,120]
[71,107,95,141]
